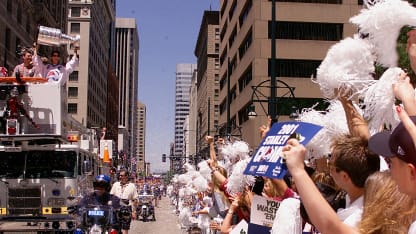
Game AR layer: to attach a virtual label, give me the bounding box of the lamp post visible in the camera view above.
[248,0,296,122]
[270,0,277,123]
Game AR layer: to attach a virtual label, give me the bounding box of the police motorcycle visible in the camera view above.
[137,190,155,222]
[68,175,131,234]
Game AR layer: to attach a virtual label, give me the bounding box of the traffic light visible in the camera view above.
[162,154,166,162]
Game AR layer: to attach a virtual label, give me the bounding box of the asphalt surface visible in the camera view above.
[130,196,184,234]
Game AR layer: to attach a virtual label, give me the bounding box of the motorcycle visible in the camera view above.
[137,194,155,222]
[69,205,119,234]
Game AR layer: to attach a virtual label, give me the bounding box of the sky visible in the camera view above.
[116,1,220,173]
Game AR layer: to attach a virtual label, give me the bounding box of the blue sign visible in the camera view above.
[243,121,322,179]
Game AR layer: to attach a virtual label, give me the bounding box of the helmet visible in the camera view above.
[93,174,111,192]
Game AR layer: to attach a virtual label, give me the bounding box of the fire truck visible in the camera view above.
[0,77,108,232]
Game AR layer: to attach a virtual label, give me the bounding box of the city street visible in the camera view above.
[130,196,183,234]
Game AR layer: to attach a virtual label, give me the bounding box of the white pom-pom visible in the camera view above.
[192,175,208,192]
[179,207,193,227]
[178,174,192,185]
[362,67,403,134]
[226,158,255,194]
[198,160,212,181]
[231,140,250,160]
[184,163,196,172]
[298,107,332,160]
[350,0,416,67]
[315,36,375,99]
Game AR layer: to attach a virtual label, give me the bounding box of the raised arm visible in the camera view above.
[282,139,357,234]
[206,136,217,167]
[407,29,416,75]
[393,73,416,116]
[337,87,369,140]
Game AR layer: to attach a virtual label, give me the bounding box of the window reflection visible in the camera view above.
[0,151,77,178]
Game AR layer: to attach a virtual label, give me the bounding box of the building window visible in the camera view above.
[220,22,228,42]
[273,21,343,41]
[70,23,80,33]
[220,0,228,19]
[71,7,81,17]
[215,43,220,54]
[68,87,78,97]
[238,103,252,125]
[68,103,78,114]
[239,28,252,60]
[271,59,322,78]
[215,28,220,40]
[238,65,252,92]
[229,0,237,20]
[215,58,220,70]
[69,71,79,82]
[239,0,252,27]
[229,26,237,48]
[220,74,227,91]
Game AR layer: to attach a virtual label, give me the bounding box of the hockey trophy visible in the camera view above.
[37,26,80,49]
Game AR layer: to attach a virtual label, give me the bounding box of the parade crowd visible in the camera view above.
[165,1,416,233]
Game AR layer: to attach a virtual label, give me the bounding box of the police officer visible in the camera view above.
[78,175,121,230]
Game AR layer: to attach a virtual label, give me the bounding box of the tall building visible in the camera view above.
[173,63,197,172]
[218,0,362,149]
[115,18,140,169]
[194,11,220,160]
[136,101,146,175]
[184,71,198,165]
[67,0,116,134]
[0,1,68,70]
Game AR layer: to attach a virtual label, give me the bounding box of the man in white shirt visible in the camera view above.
[110,169,138,234]
[328,135,380,228]
[33,45,78,86]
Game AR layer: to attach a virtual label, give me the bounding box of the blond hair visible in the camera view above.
[358,171,416,234]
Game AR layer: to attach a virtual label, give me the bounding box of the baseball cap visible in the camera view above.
[368,116,416,167]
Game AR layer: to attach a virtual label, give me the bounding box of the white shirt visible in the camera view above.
[33,53,78,85]
[110,181,138,207]
[408,221,416,234]
[337,195,363,228]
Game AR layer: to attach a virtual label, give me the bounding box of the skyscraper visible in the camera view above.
[173,63,197,172]
[67,0,116,132]
[136,101,146,175]
[115,18,139,169]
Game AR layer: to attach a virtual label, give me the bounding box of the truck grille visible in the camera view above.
[8,187,41,215]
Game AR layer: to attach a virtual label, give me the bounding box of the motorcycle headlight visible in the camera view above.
[90,224,102,234]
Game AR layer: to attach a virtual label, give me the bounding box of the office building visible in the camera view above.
[115,18,140,168]
[218,0,362,148]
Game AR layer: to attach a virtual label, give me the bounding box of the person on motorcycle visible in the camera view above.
[79,174,121,208]
[110,169,138,234]
[78,174,121,230]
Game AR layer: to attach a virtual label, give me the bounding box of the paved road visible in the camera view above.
[130,196,184,234]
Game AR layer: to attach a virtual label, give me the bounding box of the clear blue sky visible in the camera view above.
[116,1,220,173]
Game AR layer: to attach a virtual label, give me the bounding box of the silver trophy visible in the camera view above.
[37,26,80,48]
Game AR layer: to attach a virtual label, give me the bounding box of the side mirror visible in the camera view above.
[83,160,92,175]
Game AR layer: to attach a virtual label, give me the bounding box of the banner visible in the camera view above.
[250,195,280,227]
[244,121,322,179]
[99,140,113,160]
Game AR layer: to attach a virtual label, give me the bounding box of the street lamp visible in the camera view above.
[248,79,296,120]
